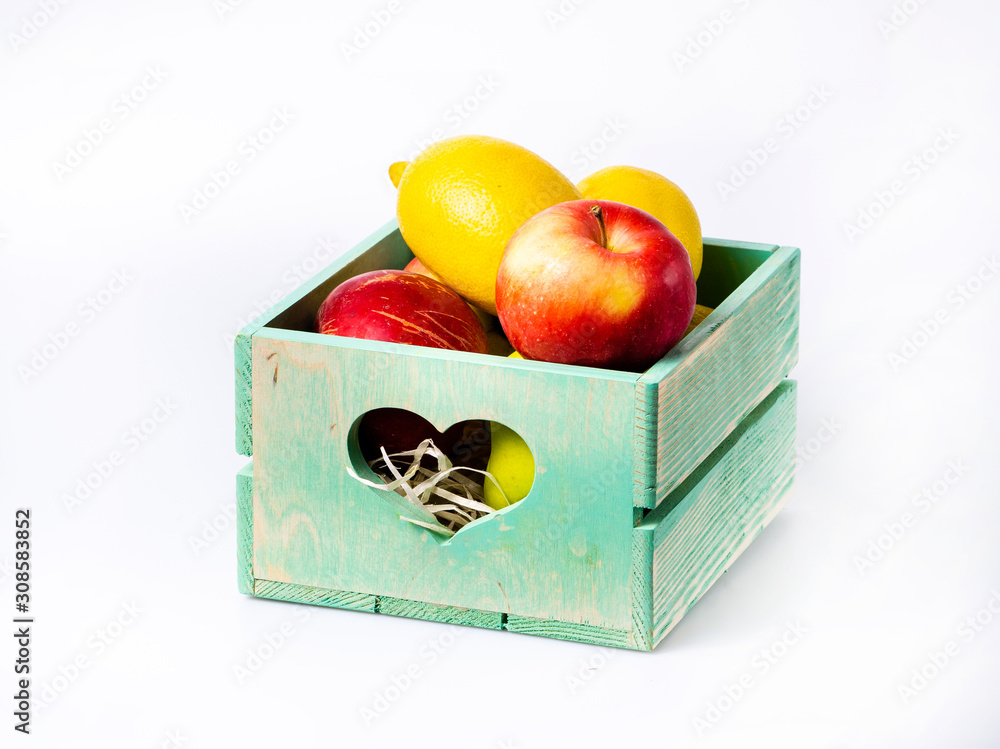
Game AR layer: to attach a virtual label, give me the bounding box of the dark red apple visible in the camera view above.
[315,269,487,353]
[357,409,491,470]
[495,199,696,370]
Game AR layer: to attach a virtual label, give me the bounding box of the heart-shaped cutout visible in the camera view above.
[347,409,534,539]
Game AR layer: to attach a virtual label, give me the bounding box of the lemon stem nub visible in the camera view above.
[590,204,608,249]
[388,161,409,188]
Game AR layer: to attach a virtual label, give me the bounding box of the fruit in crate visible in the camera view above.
[315,269,487,354]
[578,165,703,280]
[496,200,696,370]
[483,423,535,511]
[392,135,581,314]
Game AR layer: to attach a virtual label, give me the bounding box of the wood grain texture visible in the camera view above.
[629,527,654,651]
[378,596,504,629]
[637,246,800,507]
[503,614,629,648]
[633,380,658,510]
[237,463,254,594]
[251,327,637,631]
[636,380,797,647]
[254,579,377,612]
[235,333,255,457]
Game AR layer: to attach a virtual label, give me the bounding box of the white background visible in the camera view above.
[2,0,999,746]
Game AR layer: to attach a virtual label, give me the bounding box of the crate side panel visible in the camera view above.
[652,247,799,503]
[649,381,797,644]
[250,334,637,631]
[237,463,254,594]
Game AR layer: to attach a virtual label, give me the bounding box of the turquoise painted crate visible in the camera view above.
[234,219,800,650]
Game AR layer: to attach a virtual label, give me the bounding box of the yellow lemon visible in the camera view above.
[394,135,581,314]
[577,165,703,280]
[508,351,523,359]
[483,422,534,511]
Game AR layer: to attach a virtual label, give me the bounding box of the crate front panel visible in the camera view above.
[250,329,639,631]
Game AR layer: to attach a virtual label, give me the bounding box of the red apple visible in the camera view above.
[315,269,487,353]
[496,199,696,370]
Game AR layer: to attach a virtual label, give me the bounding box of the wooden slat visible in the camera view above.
[503,614,629,648]
[633,380,658,510]
[629,526,654,651]
[638,247,800,507]
[253,579,377,612]
[237,463,254,594]
[637,380,797,646]
[235,334,255,456]
[378,596,504,629]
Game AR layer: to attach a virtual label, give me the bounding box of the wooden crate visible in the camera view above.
[235,219,800,650]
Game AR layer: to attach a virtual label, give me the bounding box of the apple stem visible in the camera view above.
[590,204,608,249]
